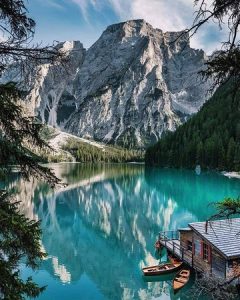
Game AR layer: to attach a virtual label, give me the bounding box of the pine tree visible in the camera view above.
[233,145,240,171]
[187,0,240,94]
[227,137,236,170]
[196,141,203,165]
[146,83,240,171]
[0,1,61,299]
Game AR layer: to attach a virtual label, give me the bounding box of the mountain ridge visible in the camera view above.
[2,19,210,148]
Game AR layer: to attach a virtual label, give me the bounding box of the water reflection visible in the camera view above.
[6,163,240,300]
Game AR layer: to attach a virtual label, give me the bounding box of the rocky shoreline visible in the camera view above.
[222,171,240,179]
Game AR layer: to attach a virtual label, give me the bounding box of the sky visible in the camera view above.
[27,0,227,54]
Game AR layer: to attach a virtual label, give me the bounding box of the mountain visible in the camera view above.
[145,83,240,171]
[27,41,85,127]
[3,19,210,148]
[65,20,209,148]
[2,41,86,126]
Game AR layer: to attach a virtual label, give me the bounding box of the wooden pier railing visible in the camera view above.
[158,230,195,269]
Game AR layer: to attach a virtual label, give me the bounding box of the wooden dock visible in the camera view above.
[158,219,240,279]
[158,231,203,272]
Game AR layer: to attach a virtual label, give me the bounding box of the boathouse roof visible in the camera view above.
[189,218,240,259]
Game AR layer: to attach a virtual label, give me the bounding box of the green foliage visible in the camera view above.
[0,83,60,185]
[0,1,61,299]
[0,191,46,300]
[211,197,240,220]
[116,127,140,149]
[146,83,240,171]
[63,138,144,163]
[0,84,59,299]
[39,126,57,142]
[189,1,240,94]
[42,151,74,163]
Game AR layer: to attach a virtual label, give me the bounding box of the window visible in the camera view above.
[187,240,192,252]
[203,242,208,261]
[195,240,201,255]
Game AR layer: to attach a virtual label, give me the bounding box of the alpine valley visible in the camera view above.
[3,19,210,148]
[2,3,240,300]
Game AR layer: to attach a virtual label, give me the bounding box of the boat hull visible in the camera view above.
[173,269,190,292]
[142,262,183,276]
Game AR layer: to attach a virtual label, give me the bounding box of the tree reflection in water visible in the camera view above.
[5,163,240,300]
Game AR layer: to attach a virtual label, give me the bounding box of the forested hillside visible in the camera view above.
[145,84,240,171]
[63,138,144,163]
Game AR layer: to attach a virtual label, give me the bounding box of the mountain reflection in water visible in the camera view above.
[5,163,240,300]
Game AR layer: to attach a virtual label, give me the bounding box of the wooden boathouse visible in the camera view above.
[159,218,240,279]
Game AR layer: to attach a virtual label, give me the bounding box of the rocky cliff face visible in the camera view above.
[3,20,209,148]
[2,41,85,127]
[66,20,209,147]
[28,41,85,127]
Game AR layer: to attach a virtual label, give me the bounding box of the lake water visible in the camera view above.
[7,163,240,300]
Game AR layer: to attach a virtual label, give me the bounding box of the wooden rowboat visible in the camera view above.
[142,261,183,276]
[173,269,190,292]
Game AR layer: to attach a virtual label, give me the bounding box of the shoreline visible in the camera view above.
[221,171,240,179]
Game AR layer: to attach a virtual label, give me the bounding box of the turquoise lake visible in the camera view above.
[8,163,240,300]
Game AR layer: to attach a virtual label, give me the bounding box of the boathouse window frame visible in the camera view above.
[195,239,201,256]
[203,242,208,261]
[187,240,192,252]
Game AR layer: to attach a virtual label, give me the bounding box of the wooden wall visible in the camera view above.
[179,230,226,277]
[179,230,192,249]
[179,230,194,265]
[192,232,211,274]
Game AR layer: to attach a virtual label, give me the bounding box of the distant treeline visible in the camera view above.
[145,83,240,171]
[63,138,144,163]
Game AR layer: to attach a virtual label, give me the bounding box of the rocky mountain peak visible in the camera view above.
[104,19,190,51]
[105,19,158,36]
[163,30,190,51]
[56,40,84,54]
[2,20,210,148]
[65,20,209,148]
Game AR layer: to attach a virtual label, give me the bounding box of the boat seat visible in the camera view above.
[165,266,170,269]
[176,276,187,280]
[175,278,186,283]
